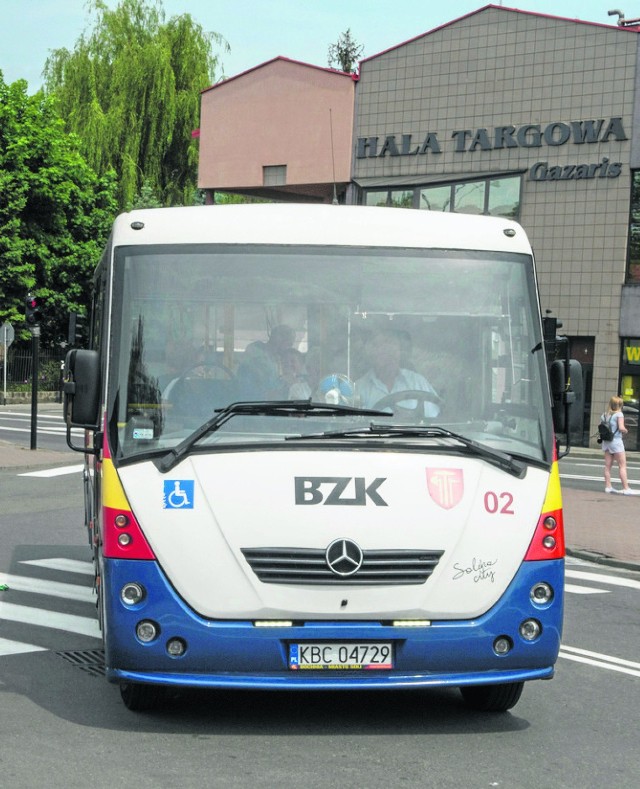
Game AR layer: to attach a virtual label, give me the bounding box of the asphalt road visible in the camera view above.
[0,445,638,787]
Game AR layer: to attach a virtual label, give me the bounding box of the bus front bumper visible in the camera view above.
[103,557,563,690]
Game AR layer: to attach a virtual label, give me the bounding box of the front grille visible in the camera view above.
[241,547,443,586]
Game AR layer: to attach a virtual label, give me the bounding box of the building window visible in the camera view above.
[364,175,521,219]
[627,171,640,283]
[454,181,486,215]
[365,189,414,208]
[419,185,451,211]
[487,178,521,218]
[263,165,287,186]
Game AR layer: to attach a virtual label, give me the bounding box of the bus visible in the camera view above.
[63,204,579,712]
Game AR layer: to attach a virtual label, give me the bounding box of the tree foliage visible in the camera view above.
[327,29,363,73]
[0,73,117,347]
[43,0,228,210]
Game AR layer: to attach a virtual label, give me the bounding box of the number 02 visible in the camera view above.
[484,491,514,515]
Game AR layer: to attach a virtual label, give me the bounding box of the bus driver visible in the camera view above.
[355,329,440,417]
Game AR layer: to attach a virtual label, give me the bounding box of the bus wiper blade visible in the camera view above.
[157,400,389,473]
[381,425,527,478]
[287,424,527,478]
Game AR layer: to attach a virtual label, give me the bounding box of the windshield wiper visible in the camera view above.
[156,400,390,473]
[286,424,527,478]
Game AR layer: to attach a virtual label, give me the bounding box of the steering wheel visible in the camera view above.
[171,360,234,385]
[164,361,236,419]
[372,389,440,423]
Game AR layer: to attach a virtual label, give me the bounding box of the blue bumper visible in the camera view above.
[103,558,563,690]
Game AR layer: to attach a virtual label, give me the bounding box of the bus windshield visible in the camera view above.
[109,244,551,464]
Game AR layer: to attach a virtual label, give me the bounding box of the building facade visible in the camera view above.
[198,57,355,204]
[197,5,640,447]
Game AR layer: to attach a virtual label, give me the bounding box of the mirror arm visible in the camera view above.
[65,418,99,455]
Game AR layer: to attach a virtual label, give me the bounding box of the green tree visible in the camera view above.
[43,0,228,210]
[128,178,163,210]
[327,29,363,73]
[0,73,117,347]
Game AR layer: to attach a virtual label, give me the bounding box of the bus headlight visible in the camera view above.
[166,638,187,657]
[530,582,554,605]
[519,619,542,641]
[121,582,145,606]
[136,620,159,643]
[493,636,513,655]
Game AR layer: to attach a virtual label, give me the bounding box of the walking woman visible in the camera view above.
[602,396,639,494]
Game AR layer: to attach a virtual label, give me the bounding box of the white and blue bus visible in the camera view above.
[64,204,579,711]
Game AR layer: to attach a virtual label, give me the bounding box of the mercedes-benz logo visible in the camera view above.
[325,538,364,577]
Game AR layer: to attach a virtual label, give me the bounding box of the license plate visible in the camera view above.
[289,642,393,670]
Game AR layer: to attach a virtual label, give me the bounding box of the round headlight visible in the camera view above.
[530,582,554,605]
[136,620,159,643]
[519,619,542,641]
[121,582,144,606]
[493,636,513,655]
[166,638,187,657]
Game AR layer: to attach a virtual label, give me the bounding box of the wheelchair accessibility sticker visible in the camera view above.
[163,480,195,509]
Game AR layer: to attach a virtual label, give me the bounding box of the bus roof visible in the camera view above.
[111,204,532,254]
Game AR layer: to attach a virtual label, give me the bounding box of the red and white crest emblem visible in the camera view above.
[426,468,464,510]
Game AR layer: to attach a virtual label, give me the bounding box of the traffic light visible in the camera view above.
[68,311,88,346]
[25,294,43,326]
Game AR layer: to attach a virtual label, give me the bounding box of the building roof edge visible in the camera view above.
[201,56,353,94]
[359,4,640,66]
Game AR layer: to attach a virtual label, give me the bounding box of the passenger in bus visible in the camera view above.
[281,348,313,399]
[237,324,297,400]
[355,329,440,417]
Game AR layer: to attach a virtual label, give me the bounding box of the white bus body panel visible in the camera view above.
[112,204,532,254]
[119,452,546,621]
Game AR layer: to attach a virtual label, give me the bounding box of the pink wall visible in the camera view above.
[198,58,354,191]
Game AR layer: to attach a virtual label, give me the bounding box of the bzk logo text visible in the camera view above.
[295,477,388,506]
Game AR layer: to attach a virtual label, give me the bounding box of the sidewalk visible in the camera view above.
[0,438,77,470]
[1,437,638,572]
[563,487,640,570]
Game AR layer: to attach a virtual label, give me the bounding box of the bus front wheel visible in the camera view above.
[119,681,164,712]
[459,681,524,712]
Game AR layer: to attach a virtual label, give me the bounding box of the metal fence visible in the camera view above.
[0,348,64,392]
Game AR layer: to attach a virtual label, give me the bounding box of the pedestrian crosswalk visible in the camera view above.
[565,560,640,595]
[0,410,81,439]
[0,553,100,658]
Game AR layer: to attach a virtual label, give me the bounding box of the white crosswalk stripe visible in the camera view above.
[565,583,610,595]
[0,602,100,638]
[20,558,94,575]
[0,411,83,439]
[19,465,84,478]
[0,572,95,603]
[0,637,47,657]
[0,556,100,657]
[565,568,640,591]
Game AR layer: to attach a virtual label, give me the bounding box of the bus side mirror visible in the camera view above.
[63,349,101,432]
[550,358,583,435]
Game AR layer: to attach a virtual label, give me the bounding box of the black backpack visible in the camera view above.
[597,416,615,443]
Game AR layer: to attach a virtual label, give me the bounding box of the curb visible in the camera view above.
[566,547,640,573]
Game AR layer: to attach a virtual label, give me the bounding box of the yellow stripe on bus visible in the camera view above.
[102,457,131,510]
[541,460,563,512]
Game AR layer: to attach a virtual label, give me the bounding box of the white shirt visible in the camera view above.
[355,368,440,416]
